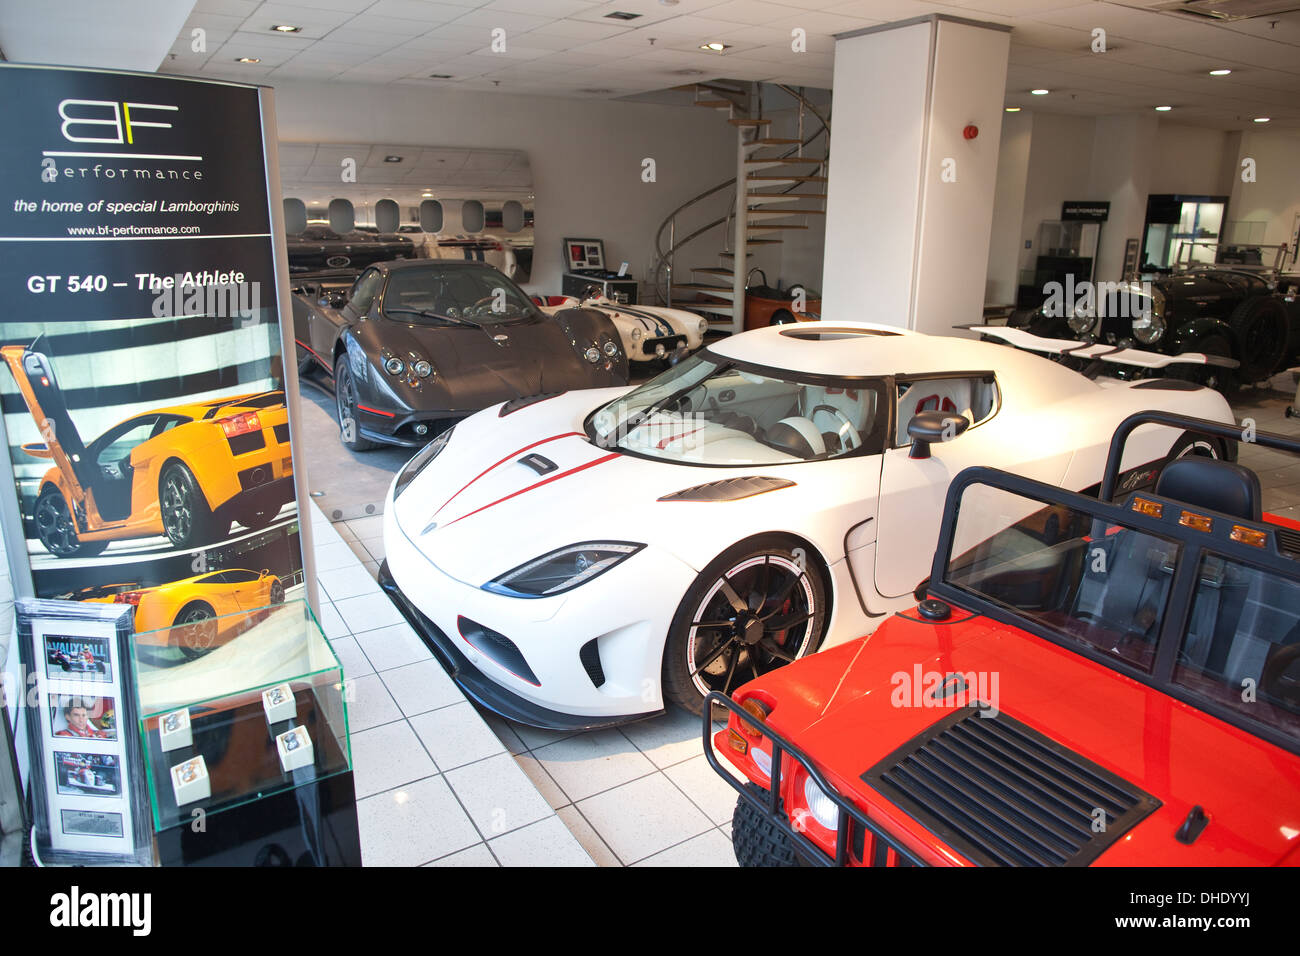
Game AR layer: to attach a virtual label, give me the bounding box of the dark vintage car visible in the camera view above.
[1011,269,1300,390]
[291,260,629,449]
[285,225,414,273]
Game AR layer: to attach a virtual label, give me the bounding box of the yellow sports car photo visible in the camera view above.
[2,340,295,557]
[74,569,285,659]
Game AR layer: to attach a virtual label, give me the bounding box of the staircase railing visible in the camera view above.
[648,84,830,309]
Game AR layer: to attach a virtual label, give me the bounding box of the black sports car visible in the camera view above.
[291,260,629,449]
[1011,268,1300,391]
[286,225,414,273]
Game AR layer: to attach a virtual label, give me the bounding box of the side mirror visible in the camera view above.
[324,291,348,309]
[907,411,969,460]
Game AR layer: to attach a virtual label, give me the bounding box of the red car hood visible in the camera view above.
[748,610,1300,866]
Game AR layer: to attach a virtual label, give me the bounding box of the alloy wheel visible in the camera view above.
[685,554,818,698]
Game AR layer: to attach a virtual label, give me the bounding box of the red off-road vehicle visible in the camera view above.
[707,412,1300,866]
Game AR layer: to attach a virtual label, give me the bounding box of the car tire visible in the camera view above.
[1227,296,1288,383]
[159,462,220,549]
[334,357,380,452]
[732,783,801,867]
[33,485,108,558]
[662,535,828,716]
[269,579,285,605]
[174,601,218,661]
[1169,334,1238,395]
[1166,430,1228,467]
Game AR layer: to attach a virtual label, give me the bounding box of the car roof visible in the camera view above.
[707,322,1099,392]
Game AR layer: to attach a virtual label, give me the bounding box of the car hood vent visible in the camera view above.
[658,476,795,502]
[861,707,1160,866]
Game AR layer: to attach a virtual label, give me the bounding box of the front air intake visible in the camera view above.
[861,707,1159,866]
[457,616,539,686]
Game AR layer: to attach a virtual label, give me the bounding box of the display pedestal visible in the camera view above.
[145,692,360,867]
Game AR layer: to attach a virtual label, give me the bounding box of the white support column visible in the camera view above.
[821,15,1011,335]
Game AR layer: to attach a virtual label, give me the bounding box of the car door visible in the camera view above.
[873,373,1071,599]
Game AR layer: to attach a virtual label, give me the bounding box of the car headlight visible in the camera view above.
[602,340,618,357]
[483,542,644,598]
[1133,288,1167,344]
[802,775,840,831]
[384,356,405,375]
[413,360,433,378]
[584,346,601,363]
[1067,303,1096,335]
[393,425,454,500]
[631,327,643,342]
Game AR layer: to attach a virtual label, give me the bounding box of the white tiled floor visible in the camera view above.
[308,503,594,867]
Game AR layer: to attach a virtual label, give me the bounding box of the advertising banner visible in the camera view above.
[0,65,313,659]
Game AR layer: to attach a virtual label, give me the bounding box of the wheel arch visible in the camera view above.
[157,454,219,512]
[691,530,836,647]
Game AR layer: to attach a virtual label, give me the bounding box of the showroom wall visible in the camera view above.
[1229,127,1300,250]
[985,113,1299,301]
[269,81,737,296]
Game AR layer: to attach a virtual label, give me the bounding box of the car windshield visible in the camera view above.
[587,353,885,465]
[943,481,1300,740]
[381,266,539,327]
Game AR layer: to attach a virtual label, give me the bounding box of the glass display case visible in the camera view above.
[130,600,360,866]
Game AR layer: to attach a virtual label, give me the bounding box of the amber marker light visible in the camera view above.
[1179,511,1213,532]
[727,729,749,754]
[739,697,772,739]
[1132,498,1164,518]
[1230,526,1268,548]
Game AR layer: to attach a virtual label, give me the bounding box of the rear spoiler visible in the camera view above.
[961,324,1240,371]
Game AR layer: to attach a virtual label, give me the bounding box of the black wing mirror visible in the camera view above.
[907,411,969,460]
[324,291,348,308]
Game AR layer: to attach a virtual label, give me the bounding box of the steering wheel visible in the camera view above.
[464,295,498,317]
[810,404,861,451]
[1261,642,1300,703]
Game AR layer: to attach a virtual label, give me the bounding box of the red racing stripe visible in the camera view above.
[434,431,584,519]
[444,453,619,526]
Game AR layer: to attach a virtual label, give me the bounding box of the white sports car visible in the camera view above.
[379,322,1237,730]
[538,294,708,364]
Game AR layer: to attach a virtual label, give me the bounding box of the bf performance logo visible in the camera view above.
[57,99,178,146]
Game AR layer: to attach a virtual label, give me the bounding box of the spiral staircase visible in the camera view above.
[650,82,830,334]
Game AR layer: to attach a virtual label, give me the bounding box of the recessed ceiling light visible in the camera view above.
[1209,68,1232,76]
[1254,117,1270,122]
[1005,107,1021,112]
[605,11,641,19]
[1155,105,1173,111]
[236,57,261,63]
[383,155,403,163]
[670,69,705,76]
[578,88,614,94]
[421,192,433,198]
[270,24,300,33]
[660,0,680,5]
[428,73,453,79]
[1031,88,1049,95]
[701,42,729,52]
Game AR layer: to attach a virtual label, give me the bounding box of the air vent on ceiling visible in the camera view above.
[1156,0,1300,21]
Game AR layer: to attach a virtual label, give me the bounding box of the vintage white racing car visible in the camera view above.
[379,322,1237,729]
[538,293,707,364]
